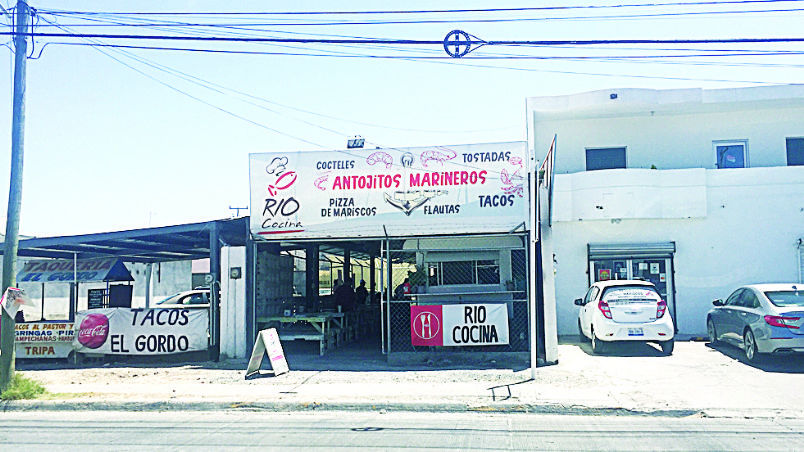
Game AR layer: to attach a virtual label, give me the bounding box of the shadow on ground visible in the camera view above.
[704,342,804,373]
[570,337,670,358]
[16,332,530,373]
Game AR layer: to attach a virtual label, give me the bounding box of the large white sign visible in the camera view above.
[410,303,509,347]
[249,142,528,238]
[14,322,75,359]
[73,308,209,355]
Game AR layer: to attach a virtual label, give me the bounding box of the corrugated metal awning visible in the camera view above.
[588,242,676,259]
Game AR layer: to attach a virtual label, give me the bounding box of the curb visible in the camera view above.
[0,398,702,418]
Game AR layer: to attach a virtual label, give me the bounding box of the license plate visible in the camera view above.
[627,328,644,336]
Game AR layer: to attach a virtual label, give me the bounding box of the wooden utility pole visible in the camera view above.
[1,1,29,392]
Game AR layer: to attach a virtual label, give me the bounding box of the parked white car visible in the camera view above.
[575,279,675,355]
[155,288,210,309]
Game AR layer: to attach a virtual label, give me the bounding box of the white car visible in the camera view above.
[575,280,675,355]
[155,288,210,309]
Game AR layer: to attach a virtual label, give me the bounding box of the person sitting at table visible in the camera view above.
[355,280,369,305]
[335,277,357,312]
[394,277,411,300]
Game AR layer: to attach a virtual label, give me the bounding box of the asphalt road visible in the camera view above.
[2,410,803,451]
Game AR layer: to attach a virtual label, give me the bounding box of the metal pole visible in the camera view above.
[529,173,539,378]
[379,240,385,354]
[385,238,392,355]
[144,263,152,308]
[1,1,29,392]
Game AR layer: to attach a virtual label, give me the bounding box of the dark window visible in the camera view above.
[725,289,743,306]
[741,291,760,309]
[442,261,473,285]
[586,147,626,171]
[786,137,804,166]
[476,260,500,284]
[429,259,501,286]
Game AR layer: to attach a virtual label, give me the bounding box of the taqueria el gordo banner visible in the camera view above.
[73,308,209,355]
[249,141,529,238]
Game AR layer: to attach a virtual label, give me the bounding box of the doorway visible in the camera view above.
[587,242,676,331]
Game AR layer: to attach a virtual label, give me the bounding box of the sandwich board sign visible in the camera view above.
[245,328,289,378]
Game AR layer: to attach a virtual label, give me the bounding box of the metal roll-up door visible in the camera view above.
[588,242,676,260]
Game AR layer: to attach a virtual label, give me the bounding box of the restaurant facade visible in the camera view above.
[246,141,557,364]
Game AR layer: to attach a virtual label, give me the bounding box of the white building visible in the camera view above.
[527,85,804,337]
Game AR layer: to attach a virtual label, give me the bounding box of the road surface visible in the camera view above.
[2,410,802,451]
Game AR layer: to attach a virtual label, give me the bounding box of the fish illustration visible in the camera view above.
[384,190,448,216]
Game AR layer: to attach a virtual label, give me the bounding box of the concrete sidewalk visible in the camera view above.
[6,339,804,417]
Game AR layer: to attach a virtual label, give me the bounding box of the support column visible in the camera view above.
[305,244,319,311]
[369,252,376,305]
[343,249,352,286]
[209,223,221,361]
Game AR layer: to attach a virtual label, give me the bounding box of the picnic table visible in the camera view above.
[257,313,337,356]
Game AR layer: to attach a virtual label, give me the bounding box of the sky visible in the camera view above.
[2,0,804,237]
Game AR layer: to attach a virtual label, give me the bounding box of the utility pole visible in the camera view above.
[1,1,29,392]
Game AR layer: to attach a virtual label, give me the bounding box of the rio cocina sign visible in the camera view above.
[249,141,529,238]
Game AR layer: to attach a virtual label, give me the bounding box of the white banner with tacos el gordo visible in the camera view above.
[249,141,529,239]
[73,308,209,355]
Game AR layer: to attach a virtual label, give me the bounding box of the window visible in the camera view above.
[725,289,743,306]
[786,137,804,166]
[741,291,760,309]
[442,261,473,285]
[586,147,626,171]
[428,260,500,286]
[714,141,747,169]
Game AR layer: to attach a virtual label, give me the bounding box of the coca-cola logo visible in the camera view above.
[78,313,109,349]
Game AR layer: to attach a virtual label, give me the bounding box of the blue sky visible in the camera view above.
[2,0,804,236]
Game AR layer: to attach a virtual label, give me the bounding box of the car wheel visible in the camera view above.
[744,329,761,363]
[591,330,606,354]
[660,339,674,355]
[707,318,719,344]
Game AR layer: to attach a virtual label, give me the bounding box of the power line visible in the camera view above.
[50,42,804,60]
[32,8,804,27]
[6,31,804,47]
[35,1,804,16]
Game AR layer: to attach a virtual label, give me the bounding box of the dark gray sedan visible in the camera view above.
[707,284,804,362]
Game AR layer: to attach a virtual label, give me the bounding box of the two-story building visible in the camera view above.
[527,85,804,337]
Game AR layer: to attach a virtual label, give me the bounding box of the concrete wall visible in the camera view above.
[220,246,247,359]
[550,166,804,337]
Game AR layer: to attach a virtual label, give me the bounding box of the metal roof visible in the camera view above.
[1,217,249,263]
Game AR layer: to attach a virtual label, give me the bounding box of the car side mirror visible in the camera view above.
[574,298,584,306]
[712,299,724,307]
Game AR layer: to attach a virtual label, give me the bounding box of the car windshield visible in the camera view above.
[156,294,181,304]
[764,290,804,307]
[601,286,660,304]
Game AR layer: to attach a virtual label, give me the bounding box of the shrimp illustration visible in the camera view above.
[420,146,457,167]
[508,156,523,167]
[314,173,329,191]
[366,151,393,169]
[502,184,524,197]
